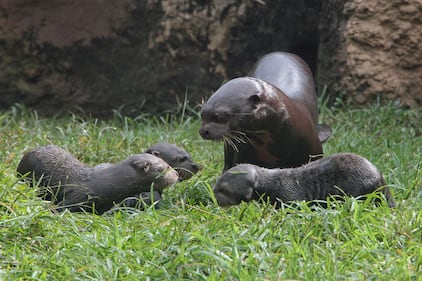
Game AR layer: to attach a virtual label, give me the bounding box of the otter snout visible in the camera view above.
[199,123,228,140]
[199,125,212,139]
[153,166,179,188]
[175,163,200,181]
[165,167,179,182]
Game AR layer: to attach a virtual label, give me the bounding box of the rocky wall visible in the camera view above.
[318,0,422,107]
[0,0,322,117]
[0,0,420,117]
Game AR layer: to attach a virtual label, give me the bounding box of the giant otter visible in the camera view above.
[17,145,179,214]
[118,142,200,209]
[199,52,332,171]
[145,142,199,181]
[213,153,396,208]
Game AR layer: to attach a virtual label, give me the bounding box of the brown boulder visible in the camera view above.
[318,0,422,107]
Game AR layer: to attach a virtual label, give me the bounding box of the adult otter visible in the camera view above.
[213,153,396,208]
[199,52,332,171]
[16,145,179,214]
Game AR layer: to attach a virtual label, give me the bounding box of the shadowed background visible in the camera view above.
[0,0,421,117]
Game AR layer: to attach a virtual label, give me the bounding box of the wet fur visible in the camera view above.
[200,52,332,171]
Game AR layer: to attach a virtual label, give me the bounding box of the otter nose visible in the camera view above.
[199,127,210,139]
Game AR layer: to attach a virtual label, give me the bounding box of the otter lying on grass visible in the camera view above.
[17,145,179,214]
[213,153,396,208]
[117,142,200,209]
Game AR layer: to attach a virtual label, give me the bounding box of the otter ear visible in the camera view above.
[151,150,160,157]
[132,161,151,173]
[253,103,276,119]
[143,163,151,173]
[248,94,260,104]
[146,148,160,157]
[249,93,272,119]
[176,156,188,163]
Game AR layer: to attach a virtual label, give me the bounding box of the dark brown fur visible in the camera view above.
[199,52,331,172]
[213,153,396,208]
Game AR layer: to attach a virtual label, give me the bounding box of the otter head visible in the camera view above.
[145,142,200,181]
[199,77,283,141]
[128,154,179,192]
[212,164,258,207]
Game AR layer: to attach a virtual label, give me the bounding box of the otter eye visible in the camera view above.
[216,183,231,195]
[214,112,228,122]
[219,188,229,195]
[177,156,188,163]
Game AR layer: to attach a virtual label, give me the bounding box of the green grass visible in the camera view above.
[0,102,421,280]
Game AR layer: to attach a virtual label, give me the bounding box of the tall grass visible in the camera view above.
[0,102,420,280]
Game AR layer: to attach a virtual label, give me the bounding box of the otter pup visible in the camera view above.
[145,142,199,181]
[17,145,179,214]
[199,52,332,171]
[116,142,200,209]
[213,153,396,208]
